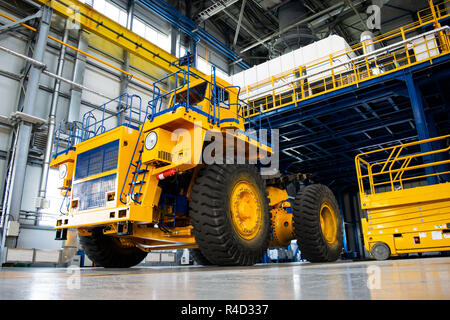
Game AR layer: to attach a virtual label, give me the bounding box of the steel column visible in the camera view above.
[36,21,70,209]
[67,30,88,124]
[2,6,52,253]
[404,73,437,184]
[336,190,349,255]
[118,0,135,126]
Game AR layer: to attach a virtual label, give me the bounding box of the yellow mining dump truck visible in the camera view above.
[50,65,342,267]
[355,134,450,260]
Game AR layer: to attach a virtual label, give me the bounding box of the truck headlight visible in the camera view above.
[145,131,158,150]
[59,164,68,179]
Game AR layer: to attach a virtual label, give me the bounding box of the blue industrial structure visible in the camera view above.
[136,0,250,70]
[246,21,450,258]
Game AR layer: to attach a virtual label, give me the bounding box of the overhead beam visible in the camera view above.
[136,0,250,69]
[33,0,204,76]
[345,0,367,31]
[241,0,365,54]
[233,0,246,47]
[221,5,269,51]
[240,1,345,53]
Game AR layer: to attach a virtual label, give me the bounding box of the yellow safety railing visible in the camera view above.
[355,134,450,196]
[242,1,450,119]
[418,0,450,25]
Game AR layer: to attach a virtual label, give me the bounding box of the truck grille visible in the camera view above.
[72,174,117,211]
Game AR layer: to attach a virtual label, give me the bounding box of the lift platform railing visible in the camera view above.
[242,8,450,119]
[355,134,450,197]
[52,93,143,158]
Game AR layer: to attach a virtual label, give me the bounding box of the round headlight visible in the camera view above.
[145,131,158,150]
[59,164,68,179]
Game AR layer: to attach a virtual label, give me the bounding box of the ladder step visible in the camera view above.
[129,181,145,186]
[130,192,142,200]
[132,169,148,175]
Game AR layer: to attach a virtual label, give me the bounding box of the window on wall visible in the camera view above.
[80,0,94,5]
[80,0,177,54]
[197,56,231,83]
[132,18,170,52]
[178,45,188,58]
[92,0,127,26]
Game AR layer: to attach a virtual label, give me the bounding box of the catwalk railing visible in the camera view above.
[242,3,450,119]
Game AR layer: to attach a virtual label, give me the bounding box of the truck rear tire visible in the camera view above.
[79,228,147,267]
[293,184,343,262]
[189,164,270,266]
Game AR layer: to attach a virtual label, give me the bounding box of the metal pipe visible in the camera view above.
[0,11,166,93]
[0,44,46,68]
[0,44,113,100]
[360,31,376,54]
[36,22,70,208]
[42,70,112,100]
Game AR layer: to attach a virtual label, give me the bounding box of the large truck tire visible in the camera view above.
[79,228,147,268]
[189,164,270,266]
[293,184,343,262]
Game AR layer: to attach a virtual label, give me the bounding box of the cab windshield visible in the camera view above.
[173,82,207,106]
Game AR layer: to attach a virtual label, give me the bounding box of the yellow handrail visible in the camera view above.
[355,134,450,196]
[243,0,450,119]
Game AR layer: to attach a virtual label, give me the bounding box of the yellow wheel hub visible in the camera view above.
[320,203,337,244]
[230,181,262,240]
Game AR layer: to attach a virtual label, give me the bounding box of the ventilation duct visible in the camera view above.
[273,1,316,55]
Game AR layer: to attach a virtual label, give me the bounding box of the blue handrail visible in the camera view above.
[52,93,143,159]
[147,67,244,128]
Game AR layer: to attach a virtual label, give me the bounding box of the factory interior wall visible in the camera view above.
[0,7,164,250]
[0,2,375,254]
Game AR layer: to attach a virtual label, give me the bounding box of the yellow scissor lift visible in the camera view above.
[355,135,450,260]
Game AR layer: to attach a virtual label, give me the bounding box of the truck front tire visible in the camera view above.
[79,228,147,268]
[190,164,270,266]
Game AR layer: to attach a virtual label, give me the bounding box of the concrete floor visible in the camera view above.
[0,257,449,300]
